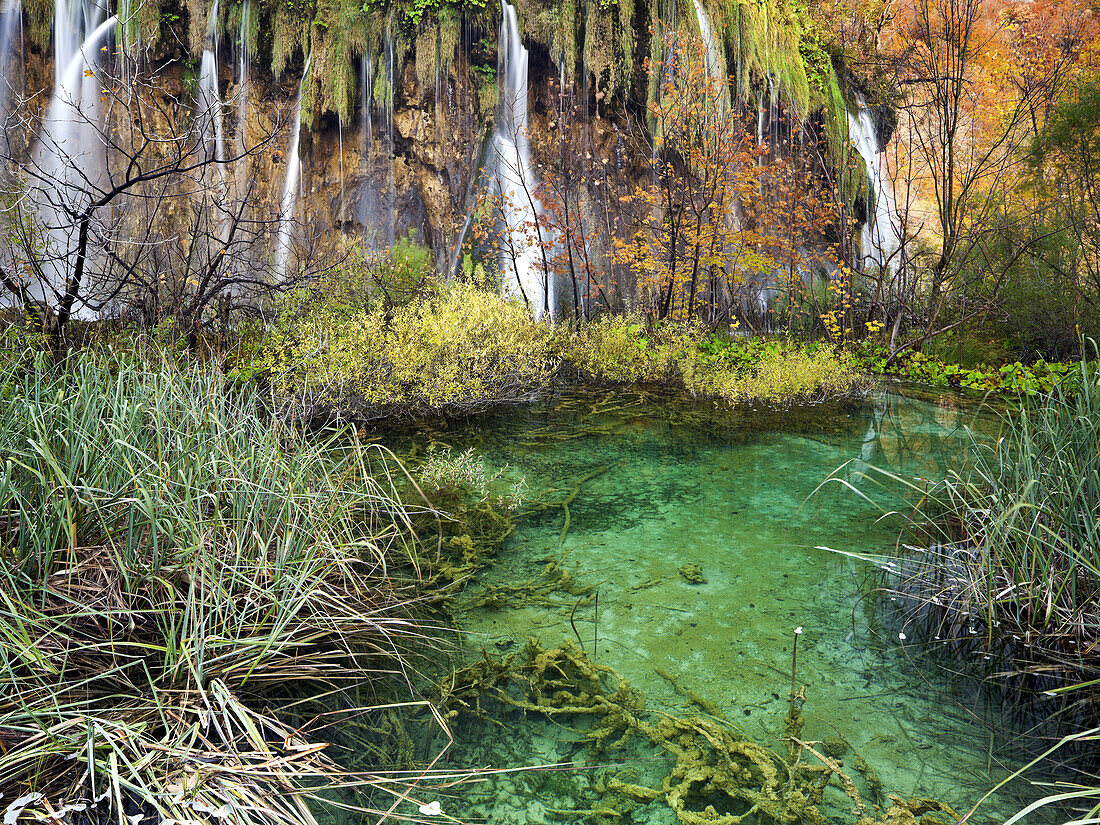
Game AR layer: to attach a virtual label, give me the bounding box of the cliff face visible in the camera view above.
[1,0,874,317]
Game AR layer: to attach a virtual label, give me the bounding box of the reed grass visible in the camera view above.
[817,353,1100,823]
[821,346,1100,651]
[0,348,455,825]
[908,351,1099,647]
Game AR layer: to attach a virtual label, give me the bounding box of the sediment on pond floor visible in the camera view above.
[429,639,959,825]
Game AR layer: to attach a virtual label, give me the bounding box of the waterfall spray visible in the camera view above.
[275,51,312,277]
[494,0,553,321]
[690,0,723,108]
[0,0,21,144]
[384,19,395,247]
[235,0,249,161]
[197,0,225,168]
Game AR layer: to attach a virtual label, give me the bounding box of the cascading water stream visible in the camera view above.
[235,0,249,164]
[383,21,395,247]
[360,51,372,153]
[847,95,901,282]
[337,113,344,223]
[494,0,553,321]
[197,0,224,168]
[33,9,117,312]
[690,0,723,107]
[274,51,311,276]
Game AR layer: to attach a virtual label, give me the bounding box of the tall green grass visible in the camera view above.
[918,350,1100,643]
[823,347,1100,648]
[0,349,453,825]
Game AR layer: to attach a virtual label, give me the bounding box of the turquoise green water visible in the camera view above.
[416,389,1060,824]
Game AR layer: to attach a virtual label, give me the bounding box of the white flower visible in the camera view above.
[898,632,907,641]
[794,627,803,635]
[418,801,442,817]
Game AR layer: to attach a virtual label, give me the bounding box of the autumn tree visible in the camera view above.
[614,29,773,326]
[883,0,1038,355]
[533,74,612,323]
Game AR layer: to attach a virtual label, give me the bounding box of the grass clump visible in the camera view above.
[829,345,1100,662]
[911,355,1100,646]
[0,347,450,825]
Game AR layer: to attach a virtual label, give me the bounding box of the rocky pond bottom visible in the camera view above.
[406,389,1068,824]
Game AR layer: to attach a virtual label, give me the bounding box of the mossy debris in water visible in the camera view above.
[439,640,960,825]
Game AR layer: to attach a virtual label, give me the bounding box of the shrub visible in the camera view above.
[563,315,694,383]
[685,338,869,405]
[248,282,557,420]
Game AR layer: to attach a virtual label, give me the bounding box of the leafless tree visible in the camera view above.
[0,44,326,348]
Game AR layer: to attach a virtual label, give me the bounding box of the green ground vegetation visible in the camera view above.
[0,346,453,824]
[242,276,871,421]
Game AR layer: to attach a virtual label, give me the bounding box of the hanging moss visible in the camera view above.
[644,0,660,133]
[414,23,437,97]
[112,0,164,55]
[616,0,634,87]
[21,0,51,51]
[227,0,260,57]
[710,0,810,116]
[438,7,459,76]
[307,0,369,119]
[372,49,391,108]
[560,0,578,82]
[272,3,309,77]
[582,0,615,96]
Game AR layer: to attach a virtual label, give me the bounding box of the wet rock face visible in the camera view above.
[2,0,655,280]
[303,62,494,266]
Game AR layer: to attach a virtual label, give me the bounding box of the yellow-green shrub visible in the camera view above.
[686,343,868,404]
[247,281,869,419]
[248,283,556,416]
[562,315,699,383]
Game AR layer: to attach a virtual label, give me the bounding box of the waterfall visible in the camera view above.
[197,0,224,167]
[235,0,249,162]
[0,0,21,145]
[494,0,553,321]
[847,96,901,280]
[383,21,394,247]
[690,0,723,102]
[360,51,372,155]
[33,8,116,313]
[274,51,311,276]
[337,113,344,223]
[355,39,396,251]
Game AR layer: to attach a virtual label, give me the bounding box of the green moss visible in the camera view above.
[272,3,308,77]
[820,59,867,211]
[21,0,52,50]
[372,47,392,109]
[414,23,437,97]
[581,0,614,96]
[711,0,811,115]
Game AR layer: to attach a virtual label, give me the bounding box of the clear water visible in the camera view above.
[411,389,1066,824]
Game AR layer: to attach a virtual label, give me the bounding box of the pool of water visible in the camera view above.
[405,389,1064,824]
